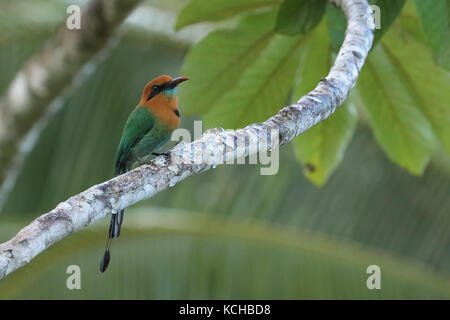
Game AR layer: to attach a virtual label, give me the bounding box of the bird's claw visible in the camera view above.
[152,152,171,161]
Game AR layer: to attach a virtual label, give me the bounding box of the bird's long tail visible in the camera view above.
[100,209,124,272]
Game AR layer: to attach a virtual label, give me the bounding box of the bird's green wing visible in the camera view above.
[115,106,154,175]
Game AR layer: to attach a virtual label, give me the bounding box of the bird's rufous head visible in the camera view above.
[140,75,189,105]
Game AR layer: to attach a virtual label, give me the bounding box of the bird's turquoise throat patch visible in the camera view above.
[163,87,178,97]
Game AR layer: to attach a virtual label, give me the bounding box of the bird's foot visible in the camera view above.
[152,152,171,161]
[152,152,169,156]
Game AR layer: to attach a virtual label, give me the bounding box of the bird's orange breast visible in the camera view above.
[144,94,180,131]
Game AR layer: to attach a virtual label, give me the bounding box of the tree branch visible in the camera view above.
[0,0,374,280]
[0,0,142,206]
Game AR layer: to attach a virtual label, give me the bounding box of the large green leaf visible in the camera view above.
[175,0,282,30]
[380,16,450,154]
[357,45,437,175]
[294,104,356,186]
[370,0,406,45]
[329,2,450,163]
[180,10,307,128]
[414,0,450,70]
[203,34,306,128]
[179,10,277,116]
[292,26,356,186]
[275,0,327,35]
[325,2,346,52]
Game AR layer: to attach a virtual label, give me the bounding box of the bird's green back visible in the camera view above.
[115,106,154,175]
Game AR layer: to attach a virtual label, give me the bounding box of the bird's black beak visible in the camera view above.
[166,76,189,89]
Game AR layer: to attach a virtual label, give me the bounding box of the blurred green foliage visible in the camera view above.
[414,0,450,70]
[0,0,449,299]
[1,209,449,299]
[179,0,450,184]
[370,0,406,45]
[275,0,327,35]
[176,0,282,30]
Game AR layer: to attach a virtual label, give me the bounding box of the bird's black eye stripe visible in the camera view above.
[147,85,163,101]
[174,109,180,117]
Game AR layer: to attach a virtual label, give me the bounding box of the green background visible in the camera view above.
[0,0,449,299]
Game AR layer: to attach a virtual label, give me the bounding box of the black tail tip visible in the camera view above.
[100,250,111,273]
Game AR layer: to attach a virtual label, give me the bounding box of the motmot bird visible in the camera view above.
[100,75,189,272]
